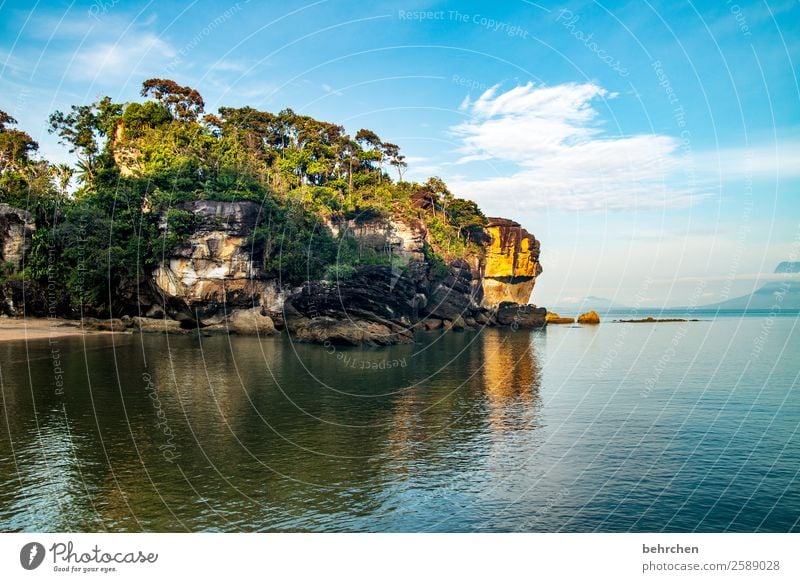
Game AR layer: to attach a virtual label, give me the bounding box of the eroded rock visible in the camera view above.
[481,218,542,307]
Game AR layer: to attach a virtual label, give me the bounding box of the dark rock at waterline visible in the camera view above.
[495,302,547,328]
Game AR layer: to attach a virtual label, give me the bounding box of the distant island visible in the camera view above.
[698,280,800,311]
[775,262,800,274]
[0,79,547,345]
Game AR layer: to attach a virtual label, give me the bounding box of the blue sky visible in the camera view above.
[1,0,798,308]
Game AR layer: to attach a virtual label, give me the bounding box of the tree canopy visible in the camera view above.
[1,78,488,313]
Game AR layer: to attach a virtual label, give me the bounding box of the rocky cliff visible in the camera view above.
[0,204,36,316]
[144,205,546,343]
[0,203,34,270]
[150,200,283,325]
[281,212,545,344]
[482,218,542,306]
[0,201,546,342]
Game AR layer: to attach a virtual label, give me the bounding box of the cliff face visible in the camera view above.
[0,201,545,341]
[145,205,546,341]
[0,204,36,316]
[283,213,544,344]
[151,201,283,325]
[326,216,426,264]
[0,204,34,270]
[481,218,542,307]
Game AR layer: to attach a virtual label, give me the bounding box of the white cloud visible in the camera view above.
[449,82,713,211]
[69,34,176,81]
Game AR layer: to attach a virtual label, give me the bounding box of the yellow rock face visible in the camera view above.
[481,218,542,307]
[546,311,575,324]
[577,310,601,324]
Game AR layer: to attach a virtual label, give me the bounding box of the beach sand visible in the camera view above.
[0,317,117,342]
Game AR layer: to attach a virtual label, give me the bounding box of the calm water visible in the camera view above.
[0,314,798,532]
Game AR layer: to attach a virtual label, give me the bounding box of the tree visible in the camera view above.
[336,136,360,196]
[0,110,38,173]
[120,101,173,138]
[0,110,52,208]
[0,110,17,128]
[51,163,74,197]
[422,176,451,214]
[141,78,205,122]
[48,97,122,186]
[448,198,487,241]
[355,128,384,180]
[355,129,380,149]
[382,142,407,182]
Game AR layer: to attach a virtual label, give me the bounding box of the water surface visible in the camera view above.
[0,314,798,531]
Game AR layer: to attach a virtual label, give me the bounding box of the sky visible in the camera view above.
[1,0,798,308]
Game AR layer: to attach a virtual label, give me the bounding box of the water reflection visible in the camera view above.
[481,330,542,430]
[5,320,795,532]
[0,329,546,531]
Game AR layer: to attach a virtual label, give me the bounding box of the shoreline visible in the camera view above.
[0,317,119,343]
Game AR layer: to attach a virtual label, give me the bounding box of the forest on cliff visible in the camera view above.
[0,79,490,315]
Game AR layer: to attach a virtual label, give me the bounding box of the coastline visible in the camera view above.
[0,317,118,343]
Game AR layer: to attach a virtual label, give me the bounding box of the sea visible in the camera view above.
[0,310,797,532]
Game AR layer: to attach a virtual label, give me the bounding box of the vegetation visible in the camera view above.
[0,79,488,315]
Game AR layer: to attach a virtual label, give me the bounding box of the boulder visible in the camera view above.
[546,311,575,324]
[577,310,600,324]
[132,317,186,333]
[82,317,127,332]
[226,307,277,335]
[284,265,420,345]
[424,318,443,330]
[289,316,412,346]
[496,302,547,328]
[425,259,480,321]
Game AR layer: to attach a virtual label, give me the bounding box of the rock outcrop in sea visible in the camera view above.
[577,310,600,324]
[482,218,542,306]
[546,311,575,324]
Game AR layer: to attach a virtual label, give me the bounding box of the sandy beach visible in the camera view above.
[0,317,118,342]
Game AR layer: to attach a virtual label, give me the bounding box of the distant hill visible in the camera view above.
[775,262,800,273]
[700,281,800,311]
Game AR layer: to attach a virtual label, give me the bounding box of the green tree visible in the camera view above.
[382,142,407,182]
[0,110,60,209]
[48,97,122,187]
[140,78,205,122]
[0,110,38,173]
